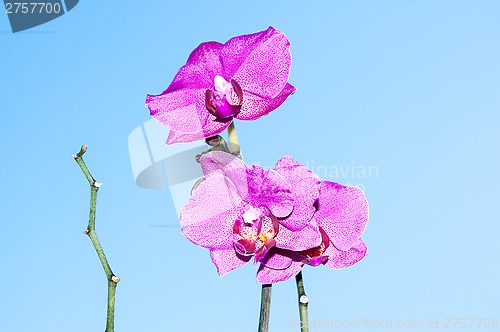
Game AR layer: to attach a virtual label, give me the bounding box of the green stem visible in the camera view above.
[73,145,119,332]
[227,122,241,157]
[258,284,272,332]
[295,271,309,332]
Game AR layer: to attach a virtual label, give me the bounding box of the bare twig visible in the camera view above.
[73,145,119,332]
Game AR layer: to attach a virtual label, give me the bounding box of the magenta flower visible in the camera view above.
[146,27,296,144]
[180,152,369,284]
[180,152,322,276]
[256,158,369,284]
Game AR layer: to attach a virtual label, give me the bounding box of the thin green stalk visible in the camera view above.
[295,271,309,332]
[258,284,272,332]
[73,145,119,332]
[227,122,241,157]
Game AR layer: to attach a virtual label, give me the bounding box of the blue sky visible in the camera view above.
[1,1,499,331]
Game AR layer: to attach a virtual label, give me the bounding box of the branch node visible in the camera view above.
[74,145,88,159]
[111,275,120,283]
[83,229,90,235]
[94,181,103,188]
[299,295,309,304]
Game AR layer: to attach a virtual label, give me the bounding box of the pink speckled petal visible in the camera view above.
[285,177,320,230]
[180,174,243,249]
[165,130,205,145]
[165,42,224,92]
[200,151,246,178]
[147,88,207,134]
[210,248,251,276]
[164,117,232,145]
[236,83,296,120]
[275,218,322,251]
[259,248,293,269]
[257,252,303,284]
[274,156,320,230]
[200,152,294,217]
[221,27,292,99]
[245,166,293,217]
[323,238,367,269]
[275,155,301,168]
[315,181,369,251]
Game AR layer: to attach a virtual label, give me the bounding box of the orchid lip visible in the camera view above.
[306,256,327,267]
[254,238,276,263]
[234,239,256,256]
[205,78,243,119]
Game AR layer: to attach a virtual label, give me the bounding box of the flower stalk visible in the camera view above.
[258,284,272,332]
[296,271,309,332]
[227,122,241,157]
[73,145,119,332]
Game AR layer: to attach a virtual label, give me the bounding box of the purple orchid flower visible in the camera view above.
[256,159,369,284]
[146,26,296,144]
[180,152,323,277]
[180,152,369,284]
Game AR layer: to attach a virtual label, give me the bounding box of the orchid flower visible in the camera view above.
[180,152,322,277]
[257,159,369,284]
[146,27,296,144]
[180,152,369,284]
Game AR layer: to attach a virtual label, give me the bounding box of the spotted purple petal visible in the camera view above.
[237,83,296,120]
[259,247,293,270]
[315,181,369,251]
[275,217,322,251]
[221,26,292,99]
[210,248,251,276]
[180,173,243,250]
[323,238,368,269]
[274,156,321,230]
[166,41,224,92]
[256,250,304,284]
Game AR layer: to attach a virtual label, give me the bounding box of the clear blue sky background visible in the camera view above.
[1,1,499,331]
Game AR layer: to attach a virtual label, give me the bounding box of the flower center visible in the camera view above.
[232,206,279,262]
[205,76,243,119]
[299,226,330,267]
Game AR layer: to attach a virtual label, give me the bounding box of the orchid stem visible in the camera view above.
[295,271,309,332]
[258,284,272,332]
[73,145,119,332]
[227,122,241,157]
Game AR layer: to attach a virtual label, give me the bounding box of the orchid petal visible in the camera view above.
[260,247,293,269]
[147,89,207,134]
[221,27,292,99]
[165,41,224,92]
[180,174,243,250]
[315,181,369,251]
[210,248,251,276]
[275,218,322,251]
[236,83,296,120]
[323,239,368,269]
[257,256,303,284]
[200,152,294,217]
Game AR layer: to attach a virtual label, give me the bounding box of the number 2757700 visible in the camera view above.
[5,2,62,14]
